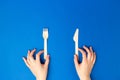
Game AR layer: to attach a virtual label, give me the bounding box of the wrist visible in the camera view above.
[36,77,46,80]
[80,76,91,80]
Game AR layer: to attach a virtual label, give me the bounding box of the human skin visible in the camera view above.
[74,46,96,80]
[23,49,50,80]
[22,46,96,80]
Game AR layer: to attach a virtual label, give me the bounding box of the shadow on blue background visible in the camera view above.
[0,0,120,80]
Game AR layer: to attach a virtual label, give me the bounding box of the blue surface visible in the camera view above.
[0,0,120,80]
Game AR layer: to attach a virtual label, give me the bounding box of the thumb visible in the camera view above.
[45,55,50,67]
[74,55,79,69]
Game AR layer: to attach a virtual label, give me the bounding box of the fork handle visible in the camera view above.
[44,39,47,59]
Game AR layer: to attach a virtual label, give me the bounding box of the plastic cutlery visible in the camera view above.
[73,28,79,55]
[43,28,48,59]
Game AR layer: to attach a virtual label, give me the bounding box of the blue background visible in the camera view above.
[0,0,120,80]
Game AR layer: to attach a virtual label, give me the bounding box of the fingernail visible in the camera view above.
[74,55,76,57]
[48,55,50,57]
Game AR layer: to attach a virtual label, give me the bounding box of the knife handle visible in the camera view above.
[75,42,78,56]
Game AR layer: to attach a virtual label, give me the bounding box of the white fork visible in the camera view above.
[43,28,48,59]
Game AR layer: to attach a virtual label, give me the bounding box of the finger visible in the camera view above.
[74,55,79,69]
[83,46,91,60]
[27,50,30,59]
[28,49,36,63]
[90,47,94,61]
[30,49,36,57]
[90,46,94,53]
[27,58,31,65]
[36,50,44,62]
[93,52,96,64]
[29,57,35,63]
[78,48,87,61]
[22,57,30,68]
[45,55,50,66]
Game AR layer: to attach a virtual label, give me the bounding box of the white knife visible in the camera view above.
[73,28,79,55]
